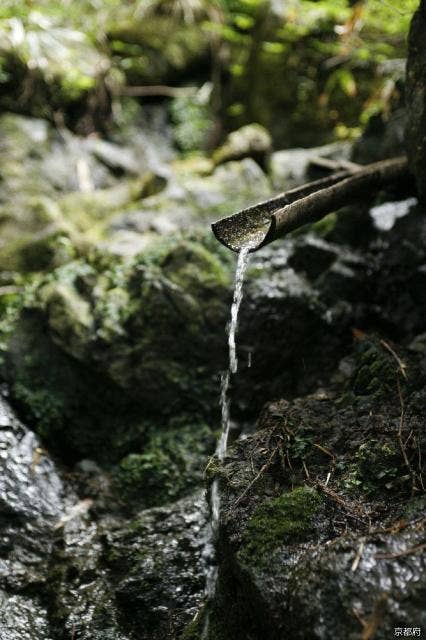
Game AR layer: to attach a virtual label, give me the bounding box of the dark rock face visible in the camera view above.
[406,0,426,199]
[204,338,426,640]
[233,201,426,420]
[105,493,208,640]
[0,391,208,639]
[0,393,60,639]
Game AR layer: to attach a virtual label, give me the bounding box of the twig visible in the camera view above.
[416,438,425,491]
[315,481,367,522]
[375,542,426,560]
[351,540,365,572]
[380,339,407,379]
[232,447,278,509]
[361,594,388,640]
[0,286,22,296]
[396,375,417,493]
[313,443,336,462]
[118,85,197,98]
[308,156,361,173]
[368,516,425,537]
[302,460,310,480]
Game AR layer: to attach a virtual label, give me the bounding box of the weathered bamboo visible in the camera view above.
[212,156,412,252]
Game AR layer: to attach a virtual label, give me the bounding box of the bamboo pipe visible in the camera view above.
[211,156,412,252]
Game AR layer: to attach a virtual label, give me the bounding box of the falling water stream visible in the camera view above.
[202,244,252,638]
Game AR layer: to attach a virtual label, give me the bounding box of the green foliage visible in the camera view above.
[215,0,416,144]
[238,486,322,565]
[288,424,316,463]
[170,88,214,152]
[0,0,417,142]
[0,9,108,101]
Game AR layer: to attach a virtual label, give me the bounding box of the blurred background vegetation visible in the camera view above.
[0,0,416,150]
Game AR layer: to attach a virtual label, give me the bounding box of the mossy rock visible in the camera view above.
[108,15,208,85]
[349,337,405,401]
[0,234,231,460]
[113,422,215,509]
[104,493,207,640]
[57,177,153,233]
[212,124,272,168]
[238,486,322,566]
[2,310,146,463]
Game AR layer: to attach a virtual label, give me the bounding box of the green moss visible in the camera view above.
[130,234,232,290]
[2,311,146,463]
[350,339,404,400]
[403,495,426,520]
[1,234,229,463]
[181,611,204,640]
[341,439,405,495]
[58,179,146,232]
[238,486,322,566]
[114,422,215,509]
[204,456,225,482]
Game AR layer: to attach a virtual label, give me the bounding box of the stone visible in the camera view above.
[201,340,426,639]
[269,141,352,190]
[104,493,208,640]
[0,391,208,639]
[0,592,53,640]
[213,124,272,167]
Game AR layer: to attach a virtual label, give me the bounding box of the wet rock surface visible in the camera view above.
[230,199,426,421]
[105,493,208,640]
[0,391,208,639]
[0,392,60,639]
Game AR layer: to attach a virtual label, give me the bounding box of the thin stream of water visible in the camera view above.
[202,244,252,638]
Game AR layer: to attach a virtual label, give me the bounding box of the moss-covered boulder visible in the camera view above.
[200,339,426,640]
[0,235,231,461]
[0,113,168,273]
[238,487,322,566]
[106,157,272,257]
[113,422,215,509]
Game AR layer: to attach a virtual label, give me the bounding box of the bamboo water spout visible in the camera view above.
[212,156,412,252]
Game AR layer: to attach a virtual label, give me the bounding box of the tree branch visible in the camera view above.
[118,85,197,98]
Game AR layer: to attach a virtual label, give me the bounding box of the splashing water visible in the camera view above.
[202,244,252,638]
